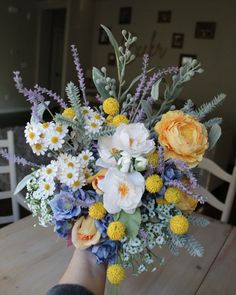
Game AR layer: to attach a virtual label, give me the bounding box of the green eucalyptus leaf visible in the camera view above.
[151,78,162,101]
[141,100,152,119]
[100,25,121,79]
[92,67,110,100]
[14,173,35,195]
[208,124,222,151]
[118,208,141,239]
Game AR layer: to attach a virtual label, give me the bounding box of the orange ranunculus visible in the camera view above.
[154,110,208,167]
[87,169,107,195]
[71,216,101,249]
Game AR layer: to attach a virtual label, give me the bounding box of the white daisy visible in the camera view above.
[71,174,86,191]
[59,167,79,187]
[40,162,58,180]
[85,119,103,134]
[39,179,56,198]
[47,133,65,151]
[54,124,68,137]
[91,112,105,123]
[31,141,48,155]
[79,150,94,167]
[81,106,94,118]
[24,122,41,145]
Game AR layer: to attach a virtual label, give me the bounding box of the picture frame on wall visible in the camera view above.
[157,10,172,23]
[195,22,216,39]
[98,26,110,44]
[107,52,116,66]
[179,54,197,67]
[119,7,132,24]
[172,33,184,49]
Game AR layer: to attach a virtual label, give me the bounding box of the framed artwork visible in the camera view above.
[179,54,197,67]
[98,27,110,44]
[172,33,184,49]
[107,52,116,66]
[195,22,216,39]
[119,7,132,24]
[157,10,172,23]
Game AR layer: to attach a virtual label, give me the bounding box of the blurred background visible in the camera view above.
[0,0,235,221]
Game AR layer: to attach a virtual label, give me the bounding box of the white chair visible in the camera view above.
[197,157,236,223]
[0,130,29,224]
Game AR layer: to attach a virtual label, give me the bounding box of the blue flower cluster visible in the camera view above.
[50,186,99,239]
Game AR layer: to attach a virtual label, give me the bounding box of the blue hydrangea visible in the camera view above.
[95,214,114,238]
[54,220,73,239]
[91,240,117,264]
[50,190,81,220]
[74,189,99,208]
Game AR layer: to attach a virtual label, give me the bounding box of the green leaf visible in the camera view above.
[92,67,110,100]
[208,124,221,151]
[151,78,162,101]
[14,173,35,195]
[100,25,121,79]
[117,208,141,239]
[141,100,152,119]
[31,101,50,123]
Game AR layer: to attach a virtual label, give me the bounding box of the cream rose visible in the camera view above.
[154,110,208,167]
[72,216,101,249]
[98,167,145,214]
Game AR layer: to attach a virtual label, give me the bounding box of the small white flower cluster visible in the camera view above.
[25,121,68,155]
[26,176,53,227]
[81,106,105,134]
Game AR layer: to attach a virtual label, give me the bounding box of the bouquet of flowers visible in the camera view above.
[1,25,225,292]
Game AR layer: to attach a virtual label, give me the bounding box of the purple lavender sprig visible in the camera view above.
[0,149,39,168]
[156,145,165,174]
[35,85,67,109]
[71,45,87,105]
[13,71,44,104]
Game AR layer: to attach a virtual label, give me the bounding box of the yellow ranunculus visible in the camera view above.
[154,110,208,167]
[176,192,198,213]
[71,216,101,250]
[87,168,107,195]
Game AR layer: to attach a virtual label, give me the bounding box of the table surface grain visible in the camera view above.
[0,215,235,295]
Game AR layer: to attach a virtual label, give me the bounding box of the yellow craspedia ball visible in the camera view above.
[107,221,125,241]
[145,174,163,193]
[106,115,114,123]
[170,215,189,235]
[146,151,159,166]
[62,108,76,119]
[107,264,125,285]
[103,97,119,115]
[112,114,129,127]
[88,202,106,220]
[164,187,184,204]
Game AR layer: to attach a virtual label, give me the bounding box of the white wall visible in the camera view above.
[0,0,37,113]
[90,0,236,167]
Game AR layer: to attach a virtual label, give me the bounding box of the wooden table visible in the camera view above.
[0,215,236,295]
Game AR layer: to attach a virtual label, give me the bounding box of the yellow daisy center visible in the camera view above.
[34,143,42,151]
[66,172,73,179]
[29,132,35,140]
[46,168,52,175]
[51,136,59,144]
[42,122,49,129]
[56,125,63,133]
[44,183,50,190]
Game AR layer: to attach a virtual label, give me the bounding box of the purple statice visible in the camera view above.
[141,66,178,99]
[53,220,73,239]
[139,228,148,240]
[35,85,67,109]
[74,189,99,208]
[91,240,117,264]
[13,71,44,104]
[71,45,87,105]
[95,214,114,238]
[130,54,149,118]
[166,158,198,188]
[0,148,39,167]
[50,190,81,221]
[156,145,165,174]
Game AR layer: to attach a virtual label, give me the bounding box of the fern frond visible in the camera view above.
[66,82,84,126]
[187,215,210,227]
[193,93,226,120]
[184,235,204,257]
[87,127,115,141]
[55,114,82,130]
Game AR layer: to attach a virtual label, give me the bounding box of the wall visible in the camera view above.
[0,0,37,114]
[91,0,236,168]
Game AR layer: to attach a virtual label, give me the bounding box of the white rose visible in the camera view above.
[98,167,145,214]
[134,156,148,172]
[117,151,132,173]
[96,136,118,168]
[113,123,155,157]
